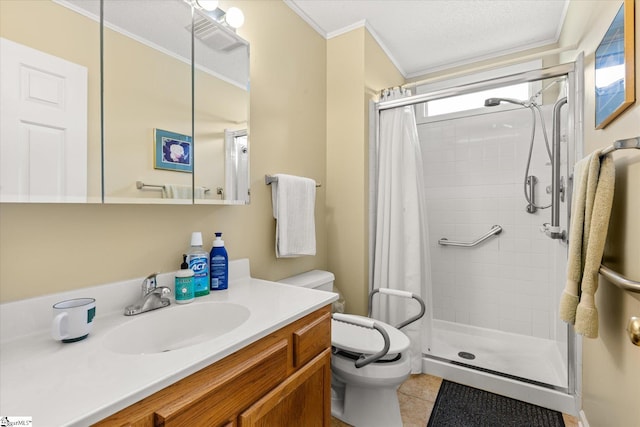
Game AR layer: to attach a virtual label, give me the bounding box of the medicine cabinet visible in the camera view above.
[0,0,250,205]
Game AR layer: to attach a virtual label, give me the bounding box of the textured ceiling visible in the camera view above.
[285,0,570,78]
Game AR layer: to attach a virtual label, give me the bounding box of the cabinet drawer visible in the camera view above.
[292,312,331,368]
[154,339,288,426]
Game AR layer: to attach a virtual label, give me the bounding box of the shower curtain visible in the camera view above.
[371,88,431,373]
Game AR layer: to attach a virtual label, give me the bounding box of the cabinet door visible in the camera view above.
[154,340,288,426]
[238,349,331,427]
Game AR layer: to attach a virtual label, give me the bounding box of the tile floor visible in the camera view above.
[330,374,579,427]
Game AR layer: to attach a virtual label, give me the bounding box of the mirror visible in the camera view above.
[0,0,250,205]
[101,0,250,204]
[193,6,250,204]
[0,0,102,203]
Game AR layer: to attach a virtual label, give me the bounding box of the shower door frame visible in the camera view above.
[369,59,584,405]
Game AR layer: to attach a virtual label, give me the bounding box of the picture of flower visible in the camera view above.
[154,129,193,172]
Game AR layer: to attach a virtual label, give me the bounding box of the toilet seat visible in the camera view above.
[331,315,410,356]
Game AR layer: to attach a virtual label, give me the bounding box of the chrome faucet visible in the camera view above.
[124,273,171,316]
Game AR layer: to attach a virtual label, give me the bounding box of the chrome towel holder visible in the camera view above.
[596,136,640,294]
[135,180,210,193]
[265,174,322,188]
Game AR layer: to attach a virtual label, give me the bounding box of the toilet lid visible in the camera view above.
[331,315,410,355]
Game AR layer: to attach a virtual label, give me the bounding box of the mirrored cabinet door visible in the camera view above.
[1,0,250,205]
[102,0,194,204]
[0,0,102,203]
[193,7,250,205]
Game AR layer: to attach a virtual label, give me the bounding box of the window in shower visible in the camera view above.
[424,83,530,117]
[415,60,542,122]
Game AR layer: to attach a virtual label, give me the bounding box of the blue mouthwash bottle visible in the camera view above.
[187,232,210,297]
[210,232,228,290]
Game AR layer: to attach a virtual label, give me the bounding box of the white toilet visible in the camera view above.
[279,270,416,427]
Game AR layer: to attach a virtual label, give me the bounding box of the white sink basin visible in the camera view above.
[103,302,250,355]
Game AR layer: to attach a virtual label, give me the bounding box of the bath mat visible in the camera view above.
[427,380,565,427]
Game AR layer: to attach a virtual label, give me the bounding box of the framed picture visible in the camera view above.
[594,0,635,129]
[154,128,193,173]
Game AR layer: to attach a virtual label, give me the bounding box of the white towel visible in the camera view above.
[162,185,207,199]
[271,174,316,258]
[162,184,191,199]
[194,187,207,199]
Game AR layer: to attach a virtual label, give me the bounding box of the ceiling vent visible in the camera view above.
[188,11,244,52]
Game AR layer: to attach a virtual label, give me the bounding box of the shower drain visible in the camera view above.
[458,351,476,360]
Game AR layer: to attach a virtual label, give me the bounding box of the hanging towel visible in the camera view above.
[194,186,207,199]
[271,174,316,258]
[559,150,615,338]
[162,184,207,199]
[162,184,191,199]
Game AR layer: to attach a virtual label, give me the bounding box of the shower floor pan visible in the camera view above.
[427,319,567,388]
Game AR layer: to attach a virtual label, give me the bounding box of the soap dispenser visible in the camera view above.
[175,255,194,304]
[210,232,228,290]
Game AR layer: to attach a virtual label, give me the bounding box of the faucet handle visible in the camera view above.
[141,273,160,294]
[157,286,172,297]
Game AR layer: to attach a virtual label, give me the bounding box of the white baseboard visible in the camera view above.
[578,410,589,427]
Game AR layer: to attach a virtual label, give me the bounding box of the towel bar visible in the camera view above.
[598,136,639,157]
[599,265,640,293]
[438,225,502,247]
[596,136,640,293]
[265,175,322,188]
[136,181,164,190]
[136,180,210,193]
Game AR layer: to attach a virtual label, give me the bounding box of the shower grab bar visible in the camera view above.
[599,265,640,293]
[547,97,568,241]
[438,225,502,247]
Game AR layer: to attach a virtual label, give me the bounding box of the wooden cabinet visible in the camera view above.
[94,306,331,427]
[238,349,331,427]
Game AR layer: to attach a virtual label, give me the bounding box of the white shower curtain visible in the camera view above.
[371,88,431,373]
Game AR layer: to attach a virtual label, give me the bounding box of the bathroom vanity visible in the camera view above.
[0,259,336,426]
[95,307,331,426]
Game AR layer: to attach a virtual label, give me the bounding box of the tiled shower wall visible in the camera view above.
[419,105,566,340]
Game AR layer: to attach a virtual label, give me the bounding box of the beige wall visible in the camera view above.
[326,28,404,315]
[0,0,328,302]
[560,1,640,425]
[327,29,367,315]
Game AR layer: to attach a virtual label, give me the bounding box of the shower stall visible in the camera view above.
[370,61,582,414]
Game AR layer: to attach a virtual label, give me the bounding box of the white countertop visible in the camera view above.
[0,259,337,426]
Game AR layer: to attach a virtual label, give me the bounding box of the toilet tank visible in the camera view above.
[278,270,335,292]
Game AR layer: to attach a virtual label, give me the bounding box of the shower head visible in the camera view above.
[484,97,529,107]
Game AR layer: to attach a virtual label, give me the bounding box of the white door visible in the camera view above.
[0,37,88,202]
[224,129,248,202]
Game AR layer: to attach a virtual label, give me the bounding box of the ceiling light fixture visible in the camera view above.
[195,0,218,11]
[193,0,244,30]
[224,7,244,29]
